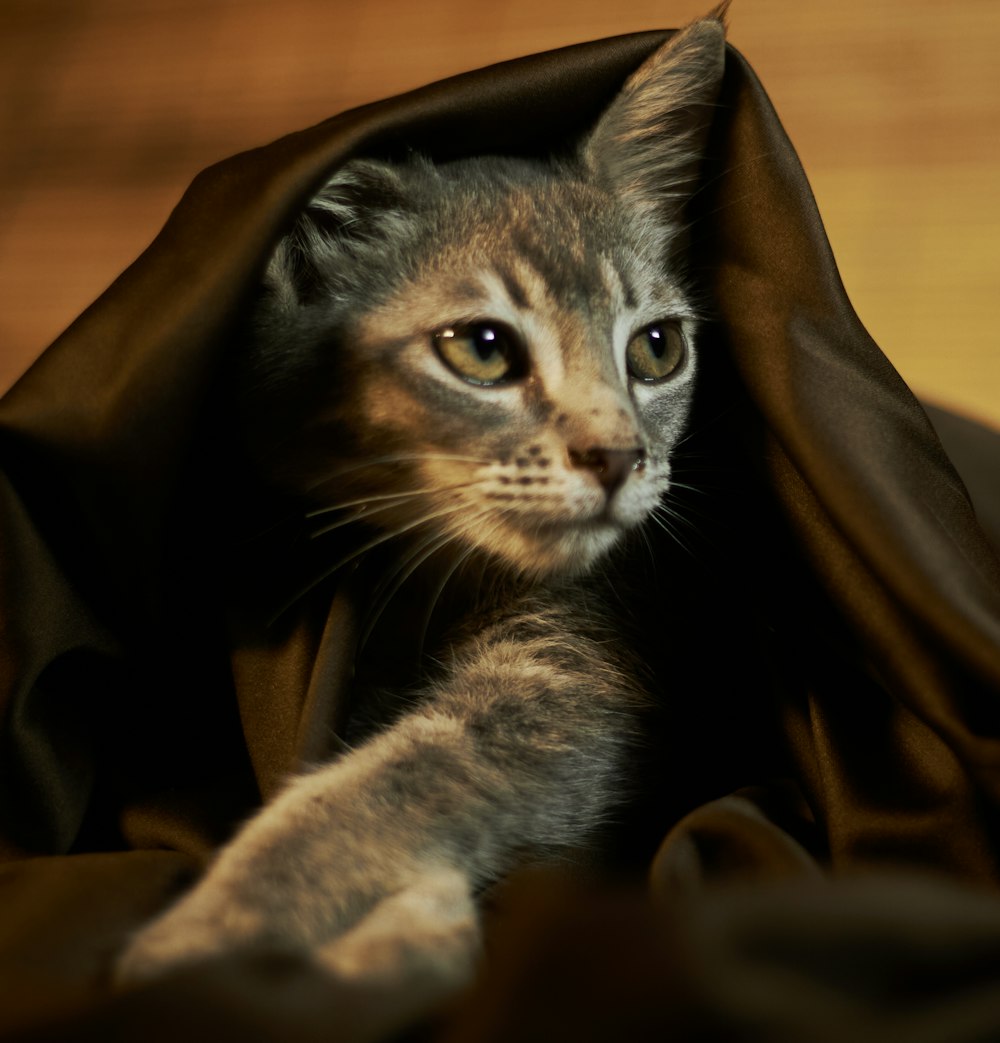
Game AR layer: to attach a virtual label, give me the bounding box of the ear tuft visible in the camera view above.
[582,13,727,230]
[707,0,732,31]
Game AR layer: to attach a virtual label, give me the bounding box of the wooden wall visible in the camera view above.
[2,0,998,426]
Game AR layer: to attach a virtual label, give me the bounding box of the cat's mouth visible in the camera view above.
[414,452,664,579]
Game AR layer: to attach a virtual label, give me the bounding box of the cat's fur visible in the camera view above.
[116,13,726,992]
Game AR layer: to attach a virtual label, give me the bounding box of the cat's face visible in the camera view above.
[244,18,724,582]
[331,170,697,578]
[249,164,697,580]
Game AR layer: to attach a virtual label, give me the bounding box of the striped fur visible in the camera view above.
[117,12,726,992]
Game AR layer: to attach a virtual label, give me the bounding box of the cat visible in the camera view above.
[116,12,726,993]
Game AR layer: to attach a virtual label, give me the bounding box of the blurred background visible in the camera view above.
[1,0,998,426]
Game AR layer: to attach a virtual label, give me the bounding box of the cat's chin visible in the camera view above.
[480,518,623,581]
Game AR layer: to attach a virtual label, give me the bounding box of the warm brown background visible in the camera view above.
[2,0,998,427]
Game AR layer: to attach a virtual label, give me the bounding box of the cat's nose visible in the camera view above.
[569,447,646,496]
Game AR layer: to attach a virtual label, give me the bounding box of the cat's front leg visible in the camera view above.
[118,855,480,998]
[115,715,484,986]
[117,598,641,987]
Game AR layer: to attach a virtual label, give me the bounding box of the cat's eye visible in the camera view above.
[432,322,523,386]
[626,322,686,383]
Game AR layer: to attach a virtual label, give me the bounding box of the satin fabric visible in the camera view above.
[1,28,999,1041]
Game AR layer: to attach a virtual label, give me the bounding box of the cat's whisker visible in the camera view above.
[413,539,479,658]
[375,501,502,662]
[272,500,475,625]
[634,521,659,581]
[663,488,726,535]
[659,491,716,539]
[358,529,459,651]
[309,498,408,537]
[647,505,699,560]
[329,500,473,572]
[671,405,738,452]
[309,483,483,538]
[306,481,479,521]
[304,452,492,492]
[307,490,430,519]
[666,479,711,497]
[661,484,722,531]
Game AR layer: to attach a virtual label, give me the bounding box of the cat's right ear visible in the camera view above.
[582,11,727,228]
[262,159,410,308]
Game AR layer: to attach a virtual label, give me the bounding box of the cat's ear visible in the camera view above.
[263,159,413,308]
[582,11,727,225]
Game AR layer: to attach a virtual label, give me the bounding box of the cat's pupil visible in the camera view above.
[473,327,500,361]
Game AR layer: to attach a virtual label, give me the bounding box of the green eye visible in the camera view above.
[626,322,686,382]
[433,322,522,386]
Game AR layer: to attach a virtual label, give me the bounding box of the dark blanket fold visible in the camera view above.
[2,26,1000,1042]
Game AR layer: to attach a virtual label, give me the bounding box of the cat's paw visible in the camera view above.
[114,900,264,988]
[115,867,480,995]
[317,867,481,993]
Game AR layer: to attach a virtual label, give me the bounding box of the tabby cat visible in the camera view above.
[117,12,726,991]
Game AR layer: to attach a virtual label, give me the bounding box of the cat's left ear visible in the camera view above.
[582,10,727,224]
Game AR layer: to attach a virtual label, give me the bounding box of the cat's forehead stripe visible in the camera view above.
[493,264,530,311]
[448,278,489,305]
[508,226,612,315]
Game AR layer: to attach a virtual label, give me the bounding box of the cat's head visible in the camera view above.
[244,15,725,581]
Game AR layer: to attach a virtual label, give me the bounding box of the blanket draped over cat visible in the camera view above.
[2,21,1000,1043]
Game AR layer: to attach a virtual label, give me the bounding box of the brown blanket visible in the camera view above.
[2,28,1000,1042]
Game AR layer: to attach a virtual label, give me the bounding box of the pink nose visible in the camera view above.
[568,447,646,495]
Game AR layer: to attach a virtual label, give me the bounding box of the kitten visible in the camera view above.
[116,13,726,992]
